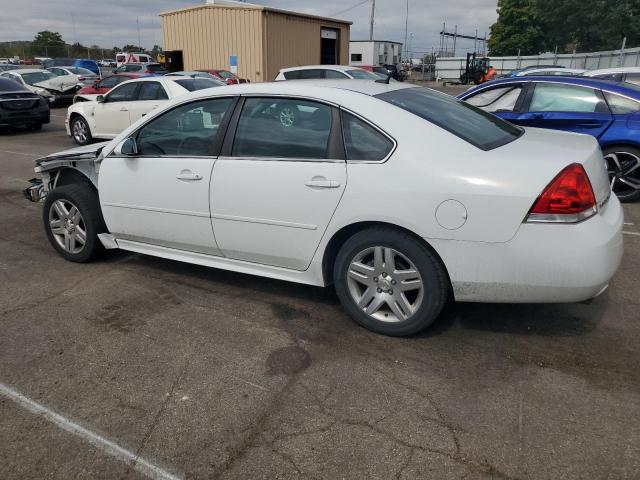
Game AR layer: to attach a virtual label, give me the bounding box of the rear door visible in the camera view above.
[127,81,168,123]
[210,96,347,270]
[515,82,614,138]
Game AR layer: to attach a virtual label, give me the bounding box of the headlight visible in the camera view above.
[35,88,52,97]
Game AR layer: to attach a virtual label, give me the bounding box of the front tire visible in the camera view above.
[43,184,106,262]
[71,116,92,146]
[334,227,448,336]
[603,146,640,202]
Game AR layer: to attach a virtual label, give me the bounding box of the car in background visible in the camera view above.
[355,65,391,80]
[47,66,99,86]
[0,65,14,73]
[582,67,640,86]
[116,52,152,66]
[195,69,248,84]
[0,77,49,130]
[459,76,640,202]
[114,63,166,75]
[275,65,381,81]
[0,69,80,106]
[165,71,227,85]
[26,81,622,337]
[98,59,117,68]
[74,73,142,102]
[66,76,224,145]
[383,64,406,81]
[514,67,586,77]
[507,65,565,77]
[74,59,101,77]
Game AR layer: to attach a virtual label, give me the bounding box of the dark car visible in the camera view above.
[0,77,49,130]
[383,64,405,81]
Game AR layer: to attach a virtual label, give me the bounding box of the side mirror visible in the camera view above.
[119,137,138,156]
[96,95,105,103]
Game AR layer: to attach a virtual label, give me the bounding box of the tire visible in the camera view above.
[333,227,449,337]
[42,184,106,263]
[603,146,640,202]
[71,115,92,146]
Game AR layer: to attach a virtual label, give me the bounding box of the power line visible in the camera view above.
[330,0,370,18]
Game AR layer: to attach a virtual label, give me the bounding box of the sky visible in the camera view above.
[0,0,498,57]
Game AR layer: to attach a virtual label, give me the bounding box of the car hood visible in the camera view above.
[34,141,109,169]
[33,76,78,93]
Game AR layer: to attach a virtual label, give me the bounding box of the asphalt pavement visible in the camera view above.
[0,109,639,480]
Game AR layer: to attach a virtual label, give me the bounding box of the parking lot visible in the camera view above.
[1,105,639,480]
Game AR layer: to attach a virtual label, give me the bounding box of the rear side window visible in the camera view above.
[376,88,523,151]
[341,111,393,161]
[137,82,168,100]
[603,91,640,114]
[232,98,332,159]
[283,71,301,80]
[464,85,522,112]
[530,83,604,113]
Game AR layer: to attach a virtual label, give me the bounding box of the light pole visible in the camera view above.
[403,0,409,62]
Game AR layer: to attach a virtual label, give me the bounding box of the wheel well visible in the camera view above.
[54,168,96,191]
[601,143,640,154]
[321,221,452,290]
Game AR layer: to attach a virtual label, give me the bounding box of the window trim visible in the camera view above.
[220,95,346,163]
[339,107,397,164]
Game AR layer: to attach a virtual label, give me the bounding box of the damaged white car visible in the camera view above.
[0,69,80,106]
[24,81,624,336]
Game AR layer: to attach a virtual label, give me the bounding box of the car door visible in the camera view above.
[462,83,527,123]
[514,82,614,137]
[92,81,139,137]
[210,96,347,270]
[127,80,168,124]
[99,96,237,254]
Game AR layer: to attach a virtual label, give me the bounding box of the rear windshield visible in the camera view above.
[68,67,94,75]
[174,79,222,91]
[375,87,523,150]
[218,70,234,79]
[147,64,165,73]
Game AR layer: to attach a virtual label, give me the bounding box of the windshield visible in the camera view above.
[346,69,379,80]
[21,71,56,85]
[217,70,235,79]
[174,78,223,91]
[376,87,523,150]
[68,67,95,75]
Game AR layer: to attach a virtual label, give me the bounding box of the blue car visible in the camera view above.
[73,59,100,77]
[459,76,640,202]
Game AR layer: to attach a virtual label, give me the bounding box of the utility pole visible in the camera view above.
[369,0,375,41]
[137,17,142,50]
[453,25,457,57]
[403,0,409,62]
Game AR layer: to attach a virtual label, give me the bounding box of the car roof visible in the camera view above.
[279,65,363,73]
[460,76,640,99]
[584,66,640,75]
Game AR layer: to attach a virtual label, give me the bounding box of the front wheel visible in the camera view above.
[603,146,640,202]
[43,184,106,262]
[334,227,449,336]
[71,116,92,146]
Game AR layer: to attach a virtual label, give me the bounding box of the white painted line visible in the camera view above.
[624,222,635,226]
[0,149,40,158]
[0,382,183,480]
[623,231,640,237]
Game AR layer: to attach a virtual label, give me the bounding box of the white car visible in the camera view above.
[582,67,640,85]
[47,66,100,86]
[66,76,223,145]
[275,65,381,81]
[25,81,623,337]
[516,67,586,77]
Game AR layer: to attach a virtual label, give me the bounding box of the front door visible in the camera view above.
[211,97,346,270]
[99,96,237,255]
[126,80,168,124]
[92,81,139,137]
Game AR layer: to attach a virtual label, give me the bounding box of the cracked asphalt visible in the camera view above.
[1,99,639,480]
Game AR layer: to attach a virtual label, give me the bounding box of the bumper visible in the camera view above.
[0,110,49,127]
[430,196,624,303]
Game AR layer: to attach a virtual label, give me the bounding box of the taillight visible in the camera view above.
[78,76,85,81]
[526,163,597,223]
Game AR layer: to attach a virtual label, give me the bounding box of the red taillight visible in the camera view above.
[526,163,597,223]
[78,76,85,81]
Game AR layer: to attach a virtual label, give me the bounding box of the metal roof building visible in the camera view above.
[160,0,352,82]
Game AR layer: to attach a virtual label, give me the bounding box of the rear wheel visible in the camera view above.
[43,184,106,262]
[603,146,640,202]
[71,116,92,146]
[334,227,448,336]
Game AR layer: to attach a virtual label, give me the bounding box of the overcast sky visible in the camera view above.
[1,0,498,56]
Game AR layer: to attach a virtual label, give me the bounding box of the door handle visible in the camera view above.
[176,172,203,181]
[120,107,128,111]
[305,178,340,188]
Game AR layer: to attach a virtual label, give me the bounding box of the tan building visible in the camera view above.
[160,0,351,82]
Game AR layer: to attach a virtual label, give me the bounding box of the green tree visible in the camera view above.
[488,0,545,55]
[32,30,65,57]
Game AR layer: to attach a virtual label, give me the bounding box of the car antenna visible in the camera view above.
[376,72,393,84]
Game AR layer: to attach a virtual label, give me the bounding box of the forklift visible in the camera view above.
[460,52,494,85]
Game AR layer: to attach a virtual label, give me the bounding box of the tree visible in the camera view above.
[33,31,66,57]
[488,0,545,56]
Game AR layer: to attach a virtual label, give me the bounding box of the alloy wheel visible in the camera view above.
[346,246,424,323]
[73,119,88,144]
[279,107,295,127]
[49,199,87,254]
[605,151,640,198]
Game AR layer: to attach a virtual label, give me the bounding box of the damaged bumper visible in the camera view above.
[23,178,45,202]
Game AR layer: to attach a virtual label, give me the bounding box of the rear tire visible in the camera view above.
[603,145,640,202]
[333,227,448,337]
[43,184,106,263]
[71,116,92,146]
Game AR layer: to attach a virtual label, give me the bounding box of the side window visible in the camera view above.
[297,69,325,79]
[98,76,119,89]
[137,98,234,156]
[283,71,300,80]
[351,54,363,62]
[624,73,640,86]
[603,92,640,114]
[465,86,523,112]
[530,83,604,113]
[137,82,168,100]
[232,98,333,159]
[325,70,349,79]
[105,82,139,102]
[49,68,62,76]
[341,111,393,161]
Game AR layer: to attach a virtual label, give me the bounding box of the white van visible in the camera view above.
[115,52,152,66]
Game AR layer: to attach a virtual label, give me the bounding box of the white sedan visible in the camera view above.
[66,76,223,145]
[25,81,623,336]
[275,65,381,81]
